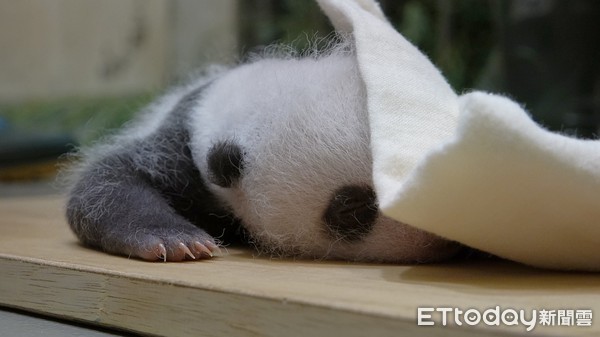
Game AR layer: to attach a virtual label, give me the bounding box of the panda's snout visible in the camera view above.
[323,184,378,241]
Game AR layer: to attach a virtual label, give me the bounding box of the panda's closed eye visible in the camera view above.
[323,185,378,241]
[207,140,245,188]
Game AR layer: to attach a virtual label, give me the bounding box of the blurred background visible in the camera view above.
[0,0,599,185]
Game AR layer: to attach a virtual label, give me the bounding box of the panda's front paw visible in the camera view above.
[136,238,223,262]
[112,225,224,262]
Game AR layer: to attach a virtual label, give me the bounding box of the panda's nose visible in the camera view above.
[322,184,378,241]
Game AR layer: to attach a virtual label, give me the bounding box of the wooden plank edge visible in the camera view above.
[0,254,525,337]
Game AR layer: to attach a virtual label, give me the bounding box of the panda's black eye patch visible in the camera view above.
[323,184,378,241]
[207,140,244,188]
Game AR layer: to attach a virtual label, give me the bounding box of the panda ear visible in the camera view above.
[206,140,245,188]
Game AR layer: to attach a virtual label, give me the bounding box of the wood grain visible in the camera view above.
[0,195,598,336]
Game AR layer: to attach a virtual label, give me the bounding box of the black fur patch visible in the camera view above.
[207,140,244,188]
[323,185,378,241]
[66,83,246,260]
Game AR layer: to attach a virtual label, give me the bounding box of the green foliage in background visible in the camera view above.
[2,0,597,145]
[239,0,496,92]
[239,0,599,137]
[395,0,496,91]
[0,94,154,146]
[4,0,496,147]
[239,0,333,53]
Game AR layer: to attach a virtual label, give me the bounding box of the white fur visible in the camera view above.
[188,49,456,262]
[68,41,456,263]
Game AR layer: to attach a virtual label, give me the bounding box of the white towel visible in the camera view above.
[317,0,600,271]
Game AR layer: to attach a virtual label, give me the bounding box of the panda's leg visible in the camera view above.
[66,156,221,262]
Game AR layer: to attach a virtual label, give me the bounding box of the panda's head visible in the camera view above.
[190,48,459,263]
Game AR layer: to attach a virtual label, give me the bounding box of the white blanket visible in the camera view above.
[317,0,600,271]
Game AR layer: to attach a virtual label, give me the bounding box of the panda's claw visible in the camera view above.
[179,242,196,260]
[204,240,223,256]
[111,223,217,262]
[194,241,213,257]
[158,243,167,262]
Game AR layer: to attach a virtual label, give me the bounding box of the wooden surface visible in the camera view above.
[0,194,599,337]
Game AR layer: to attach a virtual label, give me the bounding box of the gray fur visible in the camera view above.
[66,41,459,263]
[67,84,237,261]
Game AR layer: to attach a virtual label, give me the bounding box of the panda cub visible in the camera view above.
[66,42,458,263]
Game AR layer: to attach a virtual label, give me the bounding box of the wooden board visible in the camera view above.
[0,194,598,336]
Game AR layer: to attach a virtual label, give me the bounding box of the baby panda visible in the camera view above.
[66,41,459,263]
